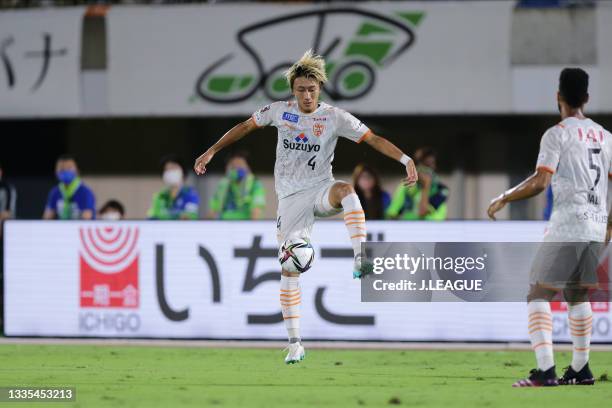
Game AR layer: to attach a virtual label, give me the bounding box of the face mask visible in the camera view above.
[57,169,77,184]
[163,168,183,187]
[228,167,247,182]
[101,212,121,221]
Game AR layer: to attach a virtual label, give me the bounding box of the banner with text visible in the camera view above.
[4,220,612,342]
[0,8,83,117]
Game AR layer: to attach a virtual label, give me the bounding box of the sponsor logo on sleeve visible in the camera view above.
[282,112,299,123]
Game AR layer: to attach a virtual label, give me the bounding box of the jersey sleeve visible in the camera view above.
[536,127,562,174]
[251,102,279,127]
[335,109,371,143]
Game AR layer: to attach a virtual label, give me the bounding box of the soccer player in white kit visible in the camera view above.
[488,68,612,387]
[194,50,418,364]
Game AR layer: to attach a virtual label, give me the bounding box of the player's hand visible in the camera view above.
[194,150,215,176]
[402,159,418,187]
[487,194,507,220]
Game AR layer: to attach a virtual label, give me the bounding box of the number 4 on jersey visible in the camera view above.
[308,155,316,171]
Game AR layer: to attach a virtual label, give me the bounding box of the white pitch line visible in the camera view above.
[1,337,612,351]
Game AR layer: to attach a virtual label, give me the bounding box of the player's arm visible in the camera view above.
[487,169,552,220]
[364,134,418,186]
[194,118,259,175]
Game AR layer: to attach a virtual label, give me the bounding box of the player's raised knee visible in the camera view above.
[335,182,355,198]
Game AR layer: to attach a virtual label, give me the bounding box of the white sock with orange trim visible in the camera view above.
[341,193,366,259]
[527,300,554,371]
[280,274,301,344]
[569,302,592,371]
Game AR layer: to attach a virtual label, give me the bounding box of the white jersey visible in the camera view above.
[252,101,371,199]
[536,117,612,242]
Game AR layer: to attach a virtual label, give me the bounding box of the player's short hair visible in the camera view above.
[285,49,328,89]
[559,68,589,108]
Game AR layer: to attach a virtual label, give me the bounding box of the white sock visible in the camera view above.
[527,300,554,371]
[341,193,366,258]
[280,275,301,343]
[569,302,592,371]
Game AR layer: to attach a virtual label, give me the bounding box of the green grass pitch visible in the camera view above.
[1,345,611,407]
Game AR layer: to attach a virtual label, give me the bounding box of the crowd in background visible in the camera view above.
[0,146,449,225]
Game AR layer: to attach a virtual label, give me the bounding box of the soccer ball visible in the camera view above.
[278,238,315,273]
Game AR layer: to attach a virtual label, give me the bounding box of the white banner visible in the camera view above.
[107,2,512,116]
[5,220,612,342]
[0,8,84,117]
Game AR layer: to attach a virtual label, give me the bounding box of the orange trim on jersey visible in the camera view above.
[344,210,365,218]
[283,315,300,320]
[280,288,299,293]
[357,130,373,144]
[250,115,263,128]
[556,123,566,129]
[536,165,555,174]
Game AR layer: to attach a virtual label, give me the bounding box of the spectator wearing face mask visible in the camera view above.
[208,151,266,220]
[99,200,126,221]
[148,156,199,220]
[43,154,96,220]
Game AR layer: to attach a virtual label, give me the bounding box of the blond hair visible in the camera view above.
[285,50,328,89]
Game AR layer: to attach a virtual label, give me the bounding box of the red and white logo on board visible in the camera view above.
[313,123,325,137]
[79,226,140,308]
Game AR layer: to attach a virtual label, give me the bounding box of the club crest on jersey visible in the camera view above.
[313,123,325,137]
[282,112,299,123]
[295,133,309,143]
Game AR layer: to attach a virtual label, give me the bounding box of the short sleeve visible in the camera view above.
[335,109,371,143]
[536,127,561,174]
[251,102,278,127]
